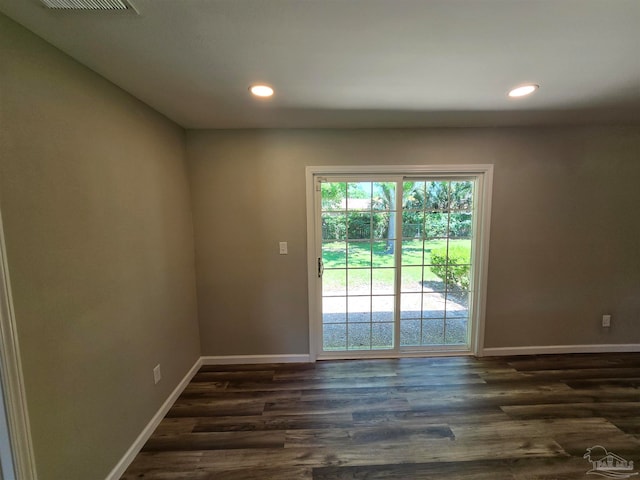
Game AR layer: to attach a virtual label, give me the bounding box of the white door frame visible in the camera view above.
[306,165,494,361]
[0,208,38,480]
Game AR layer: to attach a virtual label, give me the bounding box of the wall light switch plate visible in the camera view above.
[153,364,162,384]
[279,242,288,255]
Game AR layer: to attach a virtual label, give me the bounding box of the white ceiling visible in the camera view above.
[2,0,640,128]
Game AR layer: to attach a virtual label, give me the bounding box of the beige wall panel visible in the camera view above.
[0,14,200,480]
[187,127,640,354]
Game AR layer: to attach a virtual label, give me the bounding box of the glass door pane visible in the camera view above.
[399,180,475,348]
[321,180,397,352]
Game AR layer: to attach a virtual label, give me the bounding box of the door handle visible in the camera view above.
[318,257,324,278]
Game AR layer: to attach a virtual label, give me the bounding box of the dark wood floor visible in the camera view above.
[122,353,640,479]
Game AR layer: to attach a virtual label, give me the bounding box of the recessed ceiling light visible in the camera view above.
[249,85,274,98]
[508,84,539,98]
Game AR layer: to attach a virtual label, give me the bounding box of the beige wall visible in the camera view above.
[0,14,200,480]
[187,127,640,355]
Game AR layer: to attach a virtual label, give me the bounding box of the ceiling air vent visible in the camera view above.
[39,0,136,11]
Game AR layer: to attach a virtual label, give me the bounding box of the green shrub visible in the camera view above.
[322,212,389,241]
[430,245,471,290]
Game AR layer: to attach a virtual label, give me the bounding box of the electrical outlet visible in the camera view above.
[153,364,162,384]
[602,315,611,328]
[279,241,288,255]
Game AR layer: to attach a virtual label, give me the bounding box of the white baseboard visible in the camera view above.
[104,357,202,480]
[201,354,311,365]
[105,353,310,479]
[482,344,640,357]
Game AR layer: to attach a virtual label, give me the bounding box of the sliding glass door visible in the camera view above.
[308,166,492,359]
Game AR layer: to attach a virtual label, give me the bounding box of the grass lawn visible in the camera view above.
[322,238,471,291]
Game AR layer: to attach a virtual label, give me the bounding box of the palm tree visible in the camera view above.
[374,182,396,253]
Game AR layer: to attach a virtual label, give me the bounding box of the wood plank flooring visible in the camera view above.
[121,353,640,479]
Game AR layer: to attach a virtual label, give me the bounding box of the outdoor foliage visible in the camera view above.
[321,181,473,242]
[430,245,471,290]
[402,181,473,239]
[322,212,388,240]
